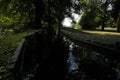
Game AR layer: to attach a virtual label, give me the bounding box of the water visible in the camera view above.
[65,37,120,80]
[22,64,39,80]
[67,42,78,73]
[21,36,120,80]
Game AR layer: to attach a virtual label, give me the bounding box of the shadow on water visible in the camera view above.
[15,33,68,80]
[12,33,120,80]
[64,36,120,80]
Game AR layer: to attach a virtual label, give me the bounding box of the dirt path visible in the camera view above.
[61,28,120,48]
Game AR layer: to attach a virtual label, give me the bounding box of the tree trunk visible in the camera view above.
[101,1,108,31]
[101,18,105,31]
[34,0,43,29]
[48,0,52,32]
[46,0,55,43]
[57,20,61,38]
[101,23,105,31]
[117,10,120,32]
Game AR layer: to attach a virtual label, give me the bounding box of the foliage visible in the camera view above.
[0,66,14,80]
[0,0,33,32]
[78,0,114,30]
[80,10,102,29]
[79,0,102,29]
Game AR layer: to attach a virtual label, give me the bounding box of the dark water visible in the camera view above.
[64,37,120,80]
[21,36,120,80]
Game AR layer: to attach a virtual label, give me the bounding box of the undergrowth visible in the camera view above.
[0,29,38,80]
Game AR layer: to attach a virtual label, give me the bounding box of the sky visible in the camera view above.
[62,18,72,27]
[62,13,81,27]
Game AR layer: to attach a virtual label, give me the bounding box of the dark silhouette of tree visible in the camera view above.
[0,1,87,42]
[34,0,44,29]
[112,0,120,32]
[38,0,82,38]
[101,0,108,31]
[7,0,81,34]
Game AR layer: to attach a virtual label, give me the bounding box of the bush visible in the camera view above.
[80,9,102,30]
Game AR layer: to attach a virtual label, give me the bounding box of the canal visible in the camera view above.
[9,32,120,80]
[64,37,119,80]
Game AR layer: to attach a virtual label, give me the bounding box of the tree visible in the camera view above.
[34,0,44,29]
[41,0,82,37]
[79,0,103,29]
[112,0,120,32]
[79,0,113,30]
[100,0,112,31]
[0,0,36,32]
[0,0,82,33]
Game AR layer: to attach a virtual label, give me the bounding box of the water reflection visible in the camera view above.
[65,37,120,80]
[67,42,78,73]
[23,64,39,80]
[116,69,120,79]
[21,36,120,80]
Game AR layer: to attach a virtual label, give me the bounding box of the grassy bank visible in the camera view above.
[0,29,39,79]
[62,27,120,48]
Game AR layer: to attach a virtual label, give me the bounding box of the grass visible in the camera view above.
[0,29,39,65]
[0,29,39,79]
[62,27,120,48]
[81,30,120,36]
